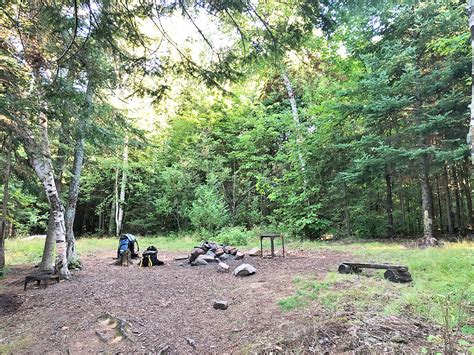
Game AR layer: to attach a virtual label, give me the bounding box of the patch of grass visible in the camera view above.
[0,334,31,353]
[278,274,333,311]
[3,232,230,266]
[280,241,473,328]
[4,238,45,266]
[352,241,473,324]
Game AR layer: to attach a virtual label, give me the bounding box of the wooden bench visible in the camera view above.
[24,273,60,290]
[338,262,412,283]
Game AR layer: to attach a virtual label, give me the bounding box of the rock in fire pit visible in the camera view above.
[187,241,244,266]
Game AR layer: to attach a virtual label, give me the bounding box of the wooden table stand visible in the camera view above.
[260,233,285,258]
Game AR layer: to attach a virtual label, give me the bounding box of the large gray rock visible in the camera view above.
[248,248,261,257]
[234,263,257,277]
[218,253,230,261]
[201,255,218,263]
[205,249,216,257]
[191,256,208,266]
[189,248,205,263]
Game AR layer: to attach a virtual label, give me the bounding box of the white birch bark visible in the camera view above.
[115,135,128,237]
[30,138,70,278]
[282,70,307,182]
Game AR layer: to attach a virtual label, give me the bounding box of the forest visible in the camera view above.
[0,0,473,353]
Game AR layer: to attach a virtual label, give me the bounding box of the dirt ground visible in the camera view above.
[0,248,440,353]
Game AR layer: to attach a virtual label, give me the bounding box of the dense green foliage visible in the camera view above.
[1,0,472,242]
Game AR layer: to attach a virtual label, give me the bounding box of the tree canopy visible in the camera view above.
[0,0,471,275]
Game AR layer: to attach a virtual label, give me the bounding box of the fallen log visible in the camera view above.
[338,262,412,283]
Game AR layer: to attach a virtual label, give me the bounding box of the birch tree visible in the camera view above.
[64,81,93,263]
[115,136,128,237]
[0,138,12,276]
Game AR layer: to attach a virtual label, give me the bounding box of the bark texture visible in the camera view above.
[115,136,128,237]
[0,140,11,274]
[385,171,394,238]
[443,166,454,234]
[282,70,307,181]
[469,0,474,163]
[419,155,437,246]
[30,150,70,278]
[452,167,463,231]
[460,162,474,228]
[65,81,92,262]
[65,136,85,262]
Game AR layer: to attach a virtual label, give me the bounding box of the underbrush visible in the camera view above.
[215,227,257,246]
[279,241,473,352]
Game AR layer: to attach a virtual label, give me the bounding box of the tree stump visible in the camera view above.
[114,250,132,267]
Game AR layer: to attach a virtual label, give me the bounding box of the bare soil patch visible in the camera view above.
[0,248,439,353]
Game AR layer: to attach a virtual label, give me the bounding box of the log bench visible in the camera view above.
[338,262,412,283]
[24,273,60,290]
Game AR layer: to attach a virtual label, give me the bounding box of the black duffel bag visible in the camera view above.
[139,246,164,267]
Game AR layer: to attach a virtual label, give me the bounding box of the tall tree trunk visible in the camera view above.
[0,139,12,275]
[281,70,307,183]
[40,209,55,272]
[452,166,463,231]
[40,132,68,272]
[443,166,454,234]
[405,184,412,234]
[436,175,444,232]
[115,137,128,237]
[414,79,437,246]
[28,119,70,278]
[64,81,92,262]
[343,183,351,237]
[469,0,474,163]
[385,171,395,238]
[460,161,474,228]
[419,155,436,245]
[64,136,85,263]
[108,199,116,236]
[399,182,406,234]
[0,26,70,277]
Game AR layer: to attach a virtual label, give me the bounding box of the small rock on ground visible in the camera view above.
[234,264,257,277]
[217,262,230,272]
[201,255,218,263]
[213,300,229,310]
[174,255,189,261]
[248,248,261,257]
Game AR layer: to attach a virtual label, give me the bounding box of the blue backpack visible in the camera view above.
[117,234,139,259]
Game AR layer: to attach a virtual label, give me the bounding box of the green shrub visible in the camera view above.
[189,178,229,231]
[215,227,253,246]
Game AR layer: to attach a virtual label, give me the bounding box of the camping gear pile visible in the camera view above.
[117,234,140,259]
[116,234,164,267]
[189,241,244,266]
[139,246,164,267]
